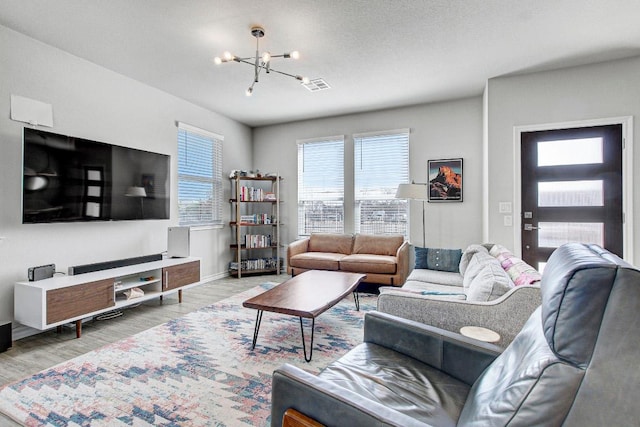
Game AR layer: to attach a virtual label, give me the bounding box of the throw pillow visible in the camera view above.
[414,247,462,272]
[486,243,542,286]
[503,257,542,286]
[463,251,497,291]
[459,244,490,275]
[414,247,429,269]
[488,243,512,258]
[466,263,514,302]
[426,248,462,272]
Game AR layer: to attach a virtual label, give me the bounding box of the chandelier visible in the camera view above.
[214,26,309,96]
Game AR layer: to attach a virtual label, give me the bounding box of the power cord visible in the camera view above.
[94,310,123,321]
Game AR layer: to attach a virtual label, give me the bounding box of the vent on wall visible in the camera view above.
[302,78,331,92]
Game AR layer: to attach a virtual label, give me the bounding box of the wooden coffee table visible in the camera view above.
[242,270,367,362]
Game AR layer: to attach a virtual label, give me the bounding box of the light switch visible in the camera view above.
[503,215,513,227]
[499,202,512,214]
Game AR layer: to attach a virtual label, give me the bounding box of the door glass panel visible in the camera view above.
[537,137,603,167]
[538,262,547,274]
[538,222,604,248]
[538,180,603,207]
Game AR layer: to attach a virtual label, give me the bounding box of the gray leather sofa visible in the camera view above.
[271,243,640,426]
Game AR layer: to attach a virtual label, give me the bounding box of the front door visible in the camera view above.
[520,124,623,270]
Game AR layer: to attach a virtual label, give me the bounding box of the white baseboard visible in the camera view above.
[201,271,230,282]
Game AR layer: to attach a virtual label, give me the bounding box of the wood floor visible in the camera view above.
[0,273,288,388]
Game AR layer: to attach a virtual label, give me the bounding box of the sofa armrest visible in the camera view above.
[287,238,309,273]
[271,364,433,427]
[377,285,541,347]
[395,241,410,286]
[363,311,501,385]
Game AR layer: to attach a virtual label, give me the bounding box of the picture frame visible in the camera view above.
[428,158,463,202]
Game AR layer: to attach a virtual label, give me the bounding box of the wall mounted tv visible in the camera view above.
[22,128,170,223]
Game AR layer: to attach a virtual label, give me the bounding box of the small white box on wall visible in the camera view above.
[168,226,190,258]
[10,95,53,127]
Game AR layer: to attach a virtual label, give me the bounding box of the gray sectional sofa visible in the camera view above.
[271,243,640,426]
[378,243,542,346]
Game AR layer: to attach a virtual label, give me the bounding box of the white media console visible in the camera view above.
[14,257,201,338]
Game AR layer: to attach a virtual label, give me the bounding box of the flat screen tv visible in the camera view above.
[22,128,170,223]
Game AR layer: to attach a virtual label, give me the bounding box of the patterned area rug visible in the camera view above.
[0,283,375,426]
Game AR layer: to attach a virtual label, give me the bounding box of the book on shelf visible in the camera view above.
[239,186,270,201]
[239,214,272,224]
[229,257,284,272]
[244,234,272,248]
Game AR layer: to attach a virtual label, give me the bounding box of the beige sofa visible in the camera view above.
[287,233,409,286]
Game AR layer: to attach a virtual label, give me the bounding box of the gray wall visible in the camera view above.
[253,97,484,250]
[0,25,252,335]
[486,56,640,264]
[253,55,640,266]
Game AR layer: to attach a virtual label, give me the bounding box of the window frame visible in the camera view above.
[176,122,224,228]
[353,129,410,239]
[296,136,345,237]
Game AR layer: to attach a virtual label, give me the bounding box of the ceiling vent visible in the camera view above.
[302,78,331,92]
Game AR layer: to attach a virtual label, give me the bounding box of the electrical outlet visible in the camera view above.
[499,202,512,214]
[503,215,513,227]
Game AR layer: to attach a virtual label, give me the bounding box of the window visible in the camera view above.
[177,122,223,226]
[537,137,603,166]
[538,180,603,207]
[297,137,344,236]
[354,129,410,238]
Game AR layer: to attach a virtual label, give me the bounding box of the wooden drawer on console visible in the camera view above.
[163,261,200,291]
[46,279,115,324]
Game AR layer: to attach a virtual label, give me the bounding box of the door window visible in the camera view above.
[521,125,623,268]
[537,180,603,207]
[538,222,604,248]
[537,137,603,166]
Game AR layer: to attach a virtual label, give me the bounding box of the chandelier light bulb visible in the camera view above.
[215,27,312,95]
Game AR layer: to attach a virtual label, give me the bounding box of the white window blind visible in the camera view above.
[297,137,344,236]
[177,123,223,226]
[354,130,409,238]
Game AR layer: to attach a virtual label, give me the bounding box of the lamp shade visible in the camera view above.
[395,183,427,200]
[125,186,147,197]
[25,176,48,191]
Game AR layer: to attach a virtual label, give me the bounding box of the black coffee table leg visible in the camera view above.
[299,317,315,362]
[251,310,263,349]
[353,291,360,311]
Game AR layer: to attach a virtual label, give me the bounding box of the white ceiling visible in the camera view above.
[2,0,640,127]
